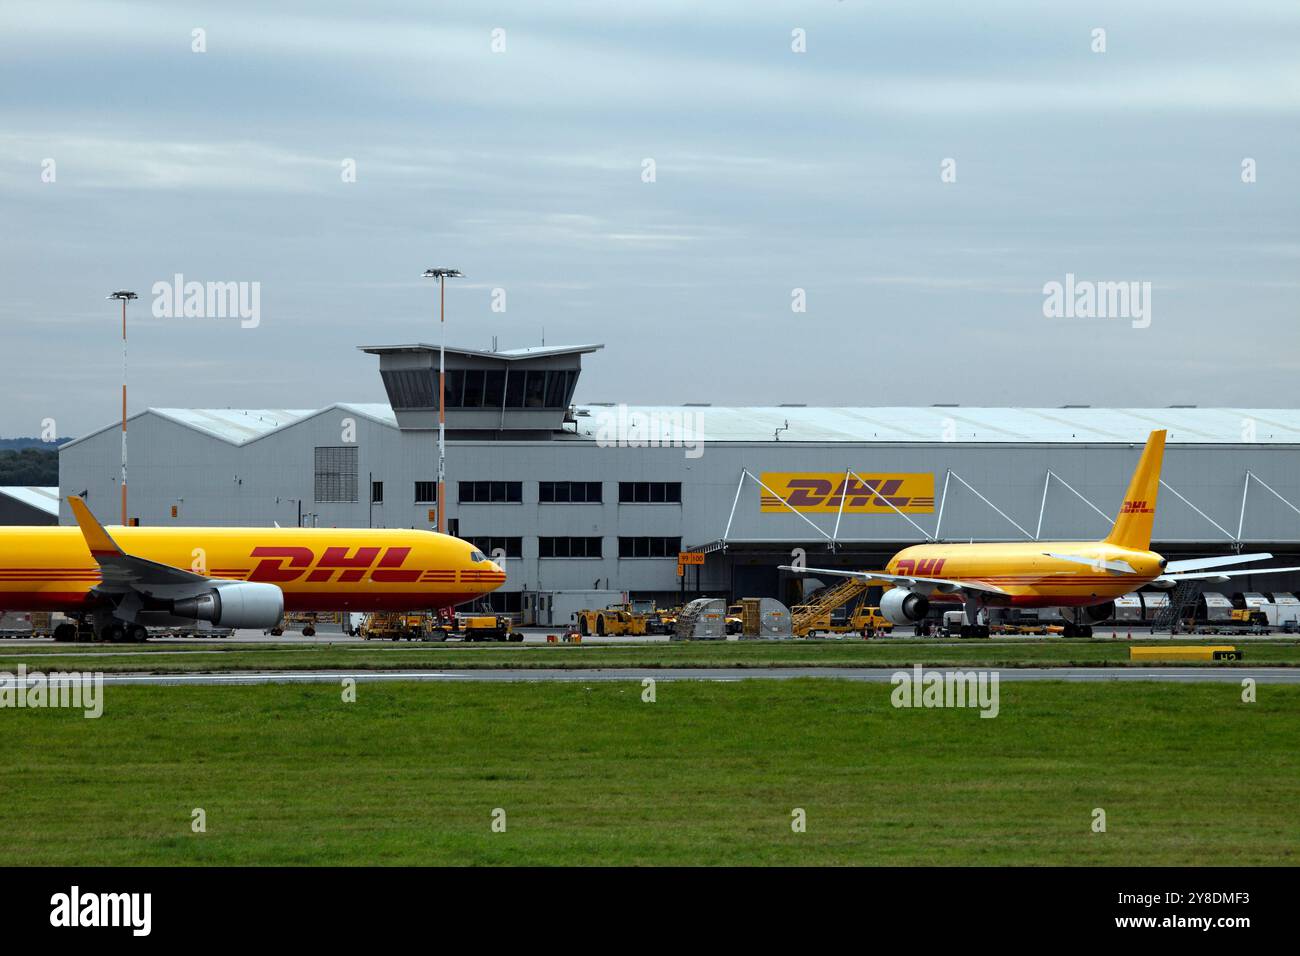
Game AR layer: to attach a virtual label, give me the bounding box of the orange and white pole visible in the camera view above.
[437,276,445,534]
[121,294,127,525]
[107,291,137,525]
[422,268,461,536]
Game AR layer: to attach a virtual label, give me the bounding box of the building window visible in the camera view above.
[618,482,682,504]
[434,367,578,410]
[446,518,459,537]
[539,481,602,504]
[371,481,384,504]
[465,536,523,559]
[514,369,577,409]
[459,481,523,504]
[415,481,437,503]
[466,591,522,613]
[314,446,358,502]
[462,369,485,408]
[379,369,435,409]
[482,369,505,408]
[618,536,682,558]
[539,536,603,558]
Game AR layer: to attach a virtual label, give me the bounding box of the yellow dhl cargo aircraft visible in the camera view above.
[781,429,1300,636]
[0,496,506,642]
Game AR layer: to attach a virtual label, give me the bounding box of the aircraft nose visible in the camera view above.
[462,556,507,594]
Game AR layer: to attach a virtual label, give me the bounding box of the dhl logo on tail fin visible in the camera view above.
[1105,430,1165,550]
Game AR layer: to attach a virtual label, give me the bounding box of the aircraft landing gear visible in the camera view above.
[960,599,990,638]
[52,622,77,643]
[91,617,147,643]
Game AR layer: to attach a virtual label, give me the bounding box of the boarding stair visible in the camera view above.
[790,577,871,637]
[1151,580,1199,632]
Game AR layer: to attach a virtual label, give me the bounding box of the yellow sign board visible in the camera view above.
[759,473,935,514]
[1130,645,1241,661]
[678,552,705,565]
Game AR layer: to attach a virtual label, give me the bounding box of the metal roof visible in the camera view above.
[358,343,604,360]
[0,486,59,516]
[59,405,1300,447]
[151,408,318,443]
[60,404,399,449]
[567,406,1300,444]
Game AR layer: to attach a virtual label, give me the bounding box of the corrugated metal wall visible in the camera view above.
[60,410,1300,596]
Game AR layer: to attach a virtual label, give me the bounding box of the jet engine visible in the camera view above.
[880,587,930,625]
[172,582,285,629]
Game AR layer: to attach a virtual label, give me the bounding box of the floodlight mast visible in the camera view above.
[421,268,463,534]
[106,291,139,525]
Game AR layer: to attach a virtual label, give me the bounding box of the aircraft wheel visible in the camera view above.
[303,626,316,637]
[103,623,126,643]
[1080,625,1093,637]
[53,623,77,643]
[127,624,148,643]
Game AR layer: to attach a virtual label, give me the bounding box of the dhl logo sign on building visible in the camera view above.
[759,473,936,514]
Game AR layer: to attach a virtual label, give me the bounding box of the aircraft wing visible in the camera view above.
[778,565,1007,596]
[68,496,209,592]
[1154,566,1300,585]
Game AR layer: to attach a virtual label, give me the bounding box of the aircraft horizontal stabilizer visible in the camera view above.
[1162,553,1272,574]
[1041,553,1137,575]
[1156,565,1300,585]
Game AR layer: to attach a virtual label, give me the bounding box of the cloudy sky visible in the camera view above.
[1,0,1297,436]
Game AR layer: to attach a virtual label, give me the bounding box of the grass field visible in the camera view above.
[1,679,1296,865]
[1,637,1298,673]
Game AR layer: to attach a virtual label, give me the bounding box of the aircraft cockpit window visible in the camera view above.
[470,551,487,563]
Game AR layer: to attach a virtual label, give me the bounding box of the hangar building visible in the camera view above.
[0,486,59,526]
[58,342,1300,616]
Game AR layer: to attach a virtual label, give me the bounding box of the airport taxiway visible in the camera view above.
[39,666,1300,686]
[4,627,1295,646]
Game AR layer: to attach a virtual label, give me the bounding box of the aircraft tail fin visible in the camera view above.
[1104,430,1165,551]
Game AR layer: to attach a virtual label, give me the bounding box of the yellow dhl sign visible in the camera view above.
[759,473,936,514]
